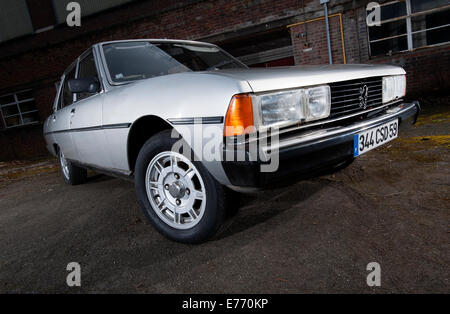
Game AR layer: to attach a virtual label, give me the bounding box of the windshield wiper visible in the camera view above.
[206,60,233,71]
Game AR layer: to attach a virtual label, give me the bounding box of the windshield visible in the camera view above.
[102,41,247,83]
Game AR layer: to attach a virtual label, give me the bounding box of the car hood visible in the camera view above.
[208,64,405,93]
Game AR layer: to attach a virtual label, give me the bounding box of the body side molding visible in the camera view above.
[44,123,131,135]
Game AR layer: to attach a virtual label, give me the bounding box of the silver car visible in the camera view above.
[44,39,420,243]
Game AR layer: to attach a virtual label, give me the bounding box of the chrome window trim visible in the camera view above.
[57,62,77,111]
[73,57,80,103]
[53,75,64,113]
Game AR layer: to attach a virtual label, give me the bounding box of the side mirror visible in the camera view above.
[68,77,100,93]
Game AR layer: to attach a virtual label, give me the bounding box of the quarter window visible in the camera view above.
[0,90,39,128]
[367,0,450,57]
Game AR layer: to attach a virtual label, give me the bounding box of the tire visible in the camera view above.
[58,149,87,185]
[134,130,227,244]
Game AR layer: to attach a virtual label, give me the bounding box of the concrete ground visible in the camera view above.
[0,97,448,293]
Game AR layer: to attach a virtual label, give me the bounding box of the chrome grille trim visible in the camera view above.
[330,77,383,118]
[236,99,403,146]
[276,99,401,136]
[329,80,383,88]
[262,102,417,153]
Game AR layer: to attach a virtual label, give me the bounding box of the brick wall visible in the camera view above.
[370,46,450,96]
[290,14,346,65]
[0,0,448,160]
[1,0,319,160]
[0,0,320,90]
[288,3,450,95]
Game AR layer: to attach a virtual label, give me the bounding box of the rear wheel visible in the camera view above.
[134,130,227,244]
[58,150,87,185]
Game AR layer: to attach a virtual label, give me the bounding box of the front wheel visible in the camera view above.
[58,150,87,185]
[134,130,227,244]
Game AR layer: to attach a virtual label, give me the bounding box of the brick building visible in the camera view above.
[0,0,449,160]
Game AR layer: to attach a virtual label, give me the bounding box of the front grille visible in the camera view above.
[329,77,383,118]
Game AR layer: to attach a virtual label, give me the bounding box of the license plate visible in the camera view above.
[353,119,398,157]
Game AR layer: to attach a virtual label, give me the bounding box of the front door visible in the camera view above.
[69,51,112,168]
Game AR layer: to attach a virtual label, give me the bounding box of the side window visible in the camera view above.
[60,66,76,109]
[77,52,100,101]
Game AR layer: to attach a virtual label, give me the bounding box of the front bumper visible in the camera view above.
[222,101,420,189]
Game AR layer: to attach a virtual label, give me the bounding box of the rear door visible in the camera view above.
[51,65,79,161]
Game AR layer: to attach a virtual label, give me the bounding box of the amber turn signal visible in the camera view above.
[224,94,254,137]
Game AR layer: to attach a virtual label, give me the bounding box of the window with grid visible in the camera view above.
[0,90,39,128]
[367,0,450,57]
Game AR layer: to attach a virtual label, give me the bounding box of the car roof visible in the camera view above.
[94,38,216,47]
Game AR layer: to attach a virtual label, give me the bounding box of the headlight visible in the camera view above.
[305,85,331,121]
[258,90,303,126]
[254,85,331,128]
[383,75,406,103]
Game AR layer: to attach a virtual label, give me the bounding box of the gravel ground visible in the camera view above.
[0,99,448,293]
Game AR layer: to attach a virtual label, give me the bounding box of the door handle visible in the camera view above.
[70,108,76,115]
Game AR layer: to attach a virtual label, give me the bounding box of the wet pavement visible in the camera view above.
[0,98,448,293]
